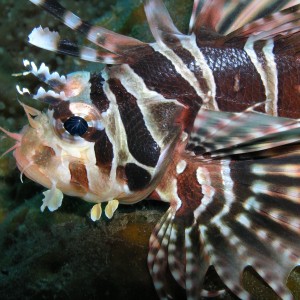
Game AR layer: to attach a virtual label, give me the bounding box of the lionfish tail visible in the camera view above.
[150,108,300,299]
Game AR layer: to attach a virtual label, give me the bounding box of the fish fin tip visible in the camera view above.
[90,203,102,221]
[144,0,183,46]
[28,0,144,61]
[41,184,63,212]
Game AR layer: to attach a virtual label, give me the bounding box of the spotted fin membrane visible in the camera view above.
[1,0,300,299]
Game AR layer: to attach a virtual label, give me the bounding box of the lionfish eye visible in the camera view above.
[64,116,88,136]
[50,102,103,144]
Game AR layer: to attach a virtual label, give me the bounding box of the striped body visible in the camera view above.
[2,0,300,299]
[111,37,300,118]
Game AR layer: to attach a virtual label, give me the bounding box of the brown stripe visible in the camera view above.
[53,101,73,121]
[69,161,89,192]
[94,130,114,169]
[108,78,161,167]
[197,42,266,112]
[124,163,152,191]
[176,162,202,227]
[172,45,210,95]
[33,146,55,166]
[89,73,110,113]
[274,43,300,118]
[130,48,202,112]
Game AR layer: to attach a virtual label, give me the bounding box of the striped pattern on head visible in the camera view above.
[17,57,184,206]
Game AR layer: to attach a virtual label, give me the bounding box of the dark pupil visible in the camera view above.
[64,116,88,136]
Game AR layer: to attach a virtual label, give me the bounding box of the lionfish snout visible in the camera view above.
[1,98,126,215]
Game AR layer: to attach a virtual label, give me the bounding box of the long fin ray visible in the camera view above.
[188,107,300,158]
[28,26,126,64]
[144,0,183,46]
[190,0,300,36]
[184,225,211,299]
[225,3,300,43]
[29,0,145,55]
[192,0,226,34]
[167,224,186,288]
[148,208,176,299]
[194,150,300,298]
[188,0,205,34]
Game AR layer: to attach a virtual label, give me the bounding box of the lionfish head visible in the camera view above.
[3,60,183,218]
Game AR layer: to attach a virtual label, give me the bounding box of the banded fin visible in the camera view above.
[19,60,92,102]
[28,26,125,64]
[225,3,300,46]
[189,0,226,34]
[188,106,300,157]
[189,0,299,35]
[28,0,145,56]
[152,109,300,298]
[23,59,66,90]
[193,147,300,299]
[148,208,174,299]
[17,84,67,106]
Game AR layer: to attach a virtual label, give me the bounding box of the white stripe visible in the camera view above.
[151,42,207,100]
[176,160,187,174]
[63,11,82,30]
[108,64,175,103]
[194,167,215,218]
[263,39,278,116]
[80,47,98,62]
[181,34,219,110]
[101,70,129,184]
[155,178,182,209]
[244,37,268,103]
[108,64,183,148]
[210,160,235,226]
[251,163,300,178]
[28,26,60,52]
[244,37,278,115]
[29,0,44,4]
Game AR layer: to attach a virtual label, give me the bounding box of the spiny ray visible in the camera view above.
[149,208,175,299]
[29,0,144,55]
[144,0,182,46]
[28,26,126,64]
[188,108,300,157]
[227,4,300,40]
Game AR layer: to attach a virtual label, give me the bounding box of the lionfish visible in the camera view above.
[2,0,300,298]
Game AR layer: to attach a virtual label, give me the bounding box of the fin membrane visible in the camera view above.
[187,106,300,157]
[189,0,300,35]
[150,109,300,299]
